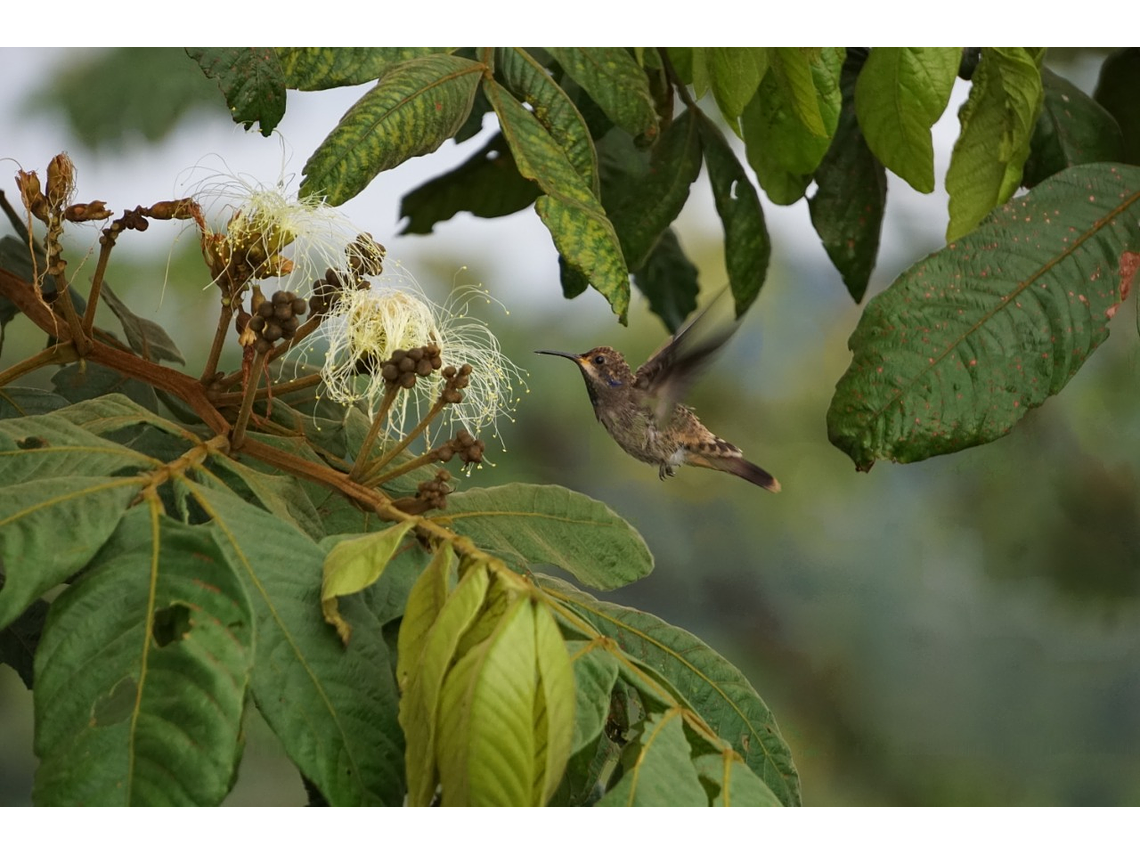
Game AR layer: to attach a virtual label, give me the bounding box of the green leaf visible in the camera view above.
[809,51,887,303]
[276,47,448,90]
[566,641,620,756]
[320,521,415,644]
[828,163,1140,470]
[186,47,286,136]
[437,595,537,805]
[99,282,185,364]
[694,752,782,806]
[1094,48,1140,165]
[946,47,1045,241]
[398,135,539,235]
[0,597,48,689]
[0,478,141,630]
[698,115,771,317]
[596,711,707,806]
[396,543,454,688]
[768,47,832,138]
[52,361,159,412]
[1024,67,1124,188]
[433,483,653,590]
[532,599,575,804]
[854,47,960,193]
[207,453,324,540]
[742,47,844,205]
[0,388,70,419]
[400,562,489,806]
[0,409,156,483]
[188,484,404,805]
[496,47,599,195]
[607,108,703,271]
[485,79,630,321]
[33,503,253,805]
[542,575,801,805]
[632,228,700,333]
[546,48,658,141]
[708,48,769,127]
[301,54,483,205]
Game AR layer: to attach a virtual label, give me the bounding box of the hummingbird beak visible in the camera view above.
[534,349,584,363]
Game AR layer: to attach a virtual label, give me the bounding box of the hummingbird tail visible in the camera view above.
[689,452,781,492]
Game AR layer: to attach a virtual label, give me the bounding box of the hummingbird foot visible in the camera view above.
[658,462,676,480]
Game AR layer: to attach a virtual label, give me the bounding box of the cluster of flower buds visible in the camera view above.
[16,154,112,226]
[392,469,453,513]
[247,290,308,354]
[377,344,444,389]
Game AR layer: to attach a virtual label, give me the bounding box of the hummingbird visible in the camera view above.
[536,303,780,492]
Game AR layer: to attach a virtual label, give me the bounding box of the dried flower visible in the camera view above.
[315,263,524,448]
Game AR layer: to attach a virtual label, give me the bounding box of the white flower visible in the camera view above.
[316,263,524,448]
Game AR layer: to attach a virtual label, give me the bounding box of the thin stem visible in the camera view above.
[213,370,323,406]
[360,391,448,482]
[364,445,445,488]
[217,312,326,389]
[348,384,401,481]
[0,342,76,387]
[53,272,88,354]
[82,227,120,333]
[230,349,267,450]
[200,300,235,384]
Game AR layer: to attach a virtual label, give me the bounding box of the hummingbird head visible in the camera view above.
[536,346,635,409]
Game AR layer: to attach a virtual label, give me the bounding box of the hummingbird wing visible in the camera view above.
[633,290,740,423]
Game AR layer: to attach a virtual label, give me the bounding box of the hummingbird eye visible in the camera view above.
[592,354,606,366]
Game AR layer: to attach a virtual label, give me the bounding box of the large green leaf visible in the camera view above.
[694,752,781,806]
[485,79,630,321]
[0,409,156,483]
[320,521,415,644]
[809,50,887,303]
[1023,67,1124,188]
[531,599,575,804]
[829,163,1140,470]
[698,115,770,317]
[542,575,801,806]
[186,47,285,136]
[946,47,1045,241]
[52,362,159,412]
[301,54,483,205]
[546,48,658,142]
[187,484,404,805]
[433,484,653,590]
[276,47,448,90]
[854,47,960,193]
[707,48,769,128]
[0,597,48,689]
[33,503,253,805]
[632,227,700,333]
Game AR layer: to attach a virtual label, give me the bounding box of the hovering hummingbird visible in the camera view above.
[536,302,780,492]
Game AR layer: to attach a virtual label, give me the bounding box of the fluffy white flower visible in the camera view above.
[316,263,524,448]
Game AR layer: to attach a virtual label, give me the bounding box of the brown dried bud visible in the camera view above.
[381,363,400,382]
[63,200,111,222]
[16,170,49,222]
[400,373,417,389]
[347,232,386,277]
[146,199,198,220]
[45,153,76,208]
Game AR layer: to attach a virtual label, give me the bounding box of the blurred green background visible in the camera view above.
[1,48,1138,806]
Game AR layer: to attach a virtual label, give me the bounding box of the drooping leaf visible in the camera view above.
[742,47,844,205]
[542,574,801,806]
[606,108,703,271]
[829,163,1140,471]
[186,47,286,136]
[1094,48,1140,165]
[632,228,700,333]
[946,47,1046,241]
[1023,67,1124,188]
[301,54,483,205]
[854,47,960,193]
[485,79,630,321]
[565,641,620,757]
[320,521,415,644]
[33,503,253,805]
[396,542,454,688]
[0,597,49,689]
[596,710,708,806]
[707,48,769,128]
[546,48,658,142]
[496,47,599,194]
[187,484,404,805]
[433,483,653,590]
[398,135,539,235]
[532,599,575,805]
[809,50,887,303]
[697,115,770,317]
[99,283,184,364]
[276,47,449,90]
[0,388,70,419]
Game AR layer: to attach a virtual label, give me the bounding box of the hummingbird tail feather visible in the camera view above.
[689,452,781,492]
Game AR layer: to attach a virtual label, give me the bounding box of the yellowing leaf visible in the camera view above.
[321,521,415,644]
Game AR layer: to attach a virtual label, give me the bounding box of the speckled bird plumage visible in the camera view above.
[536,306,780,492]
